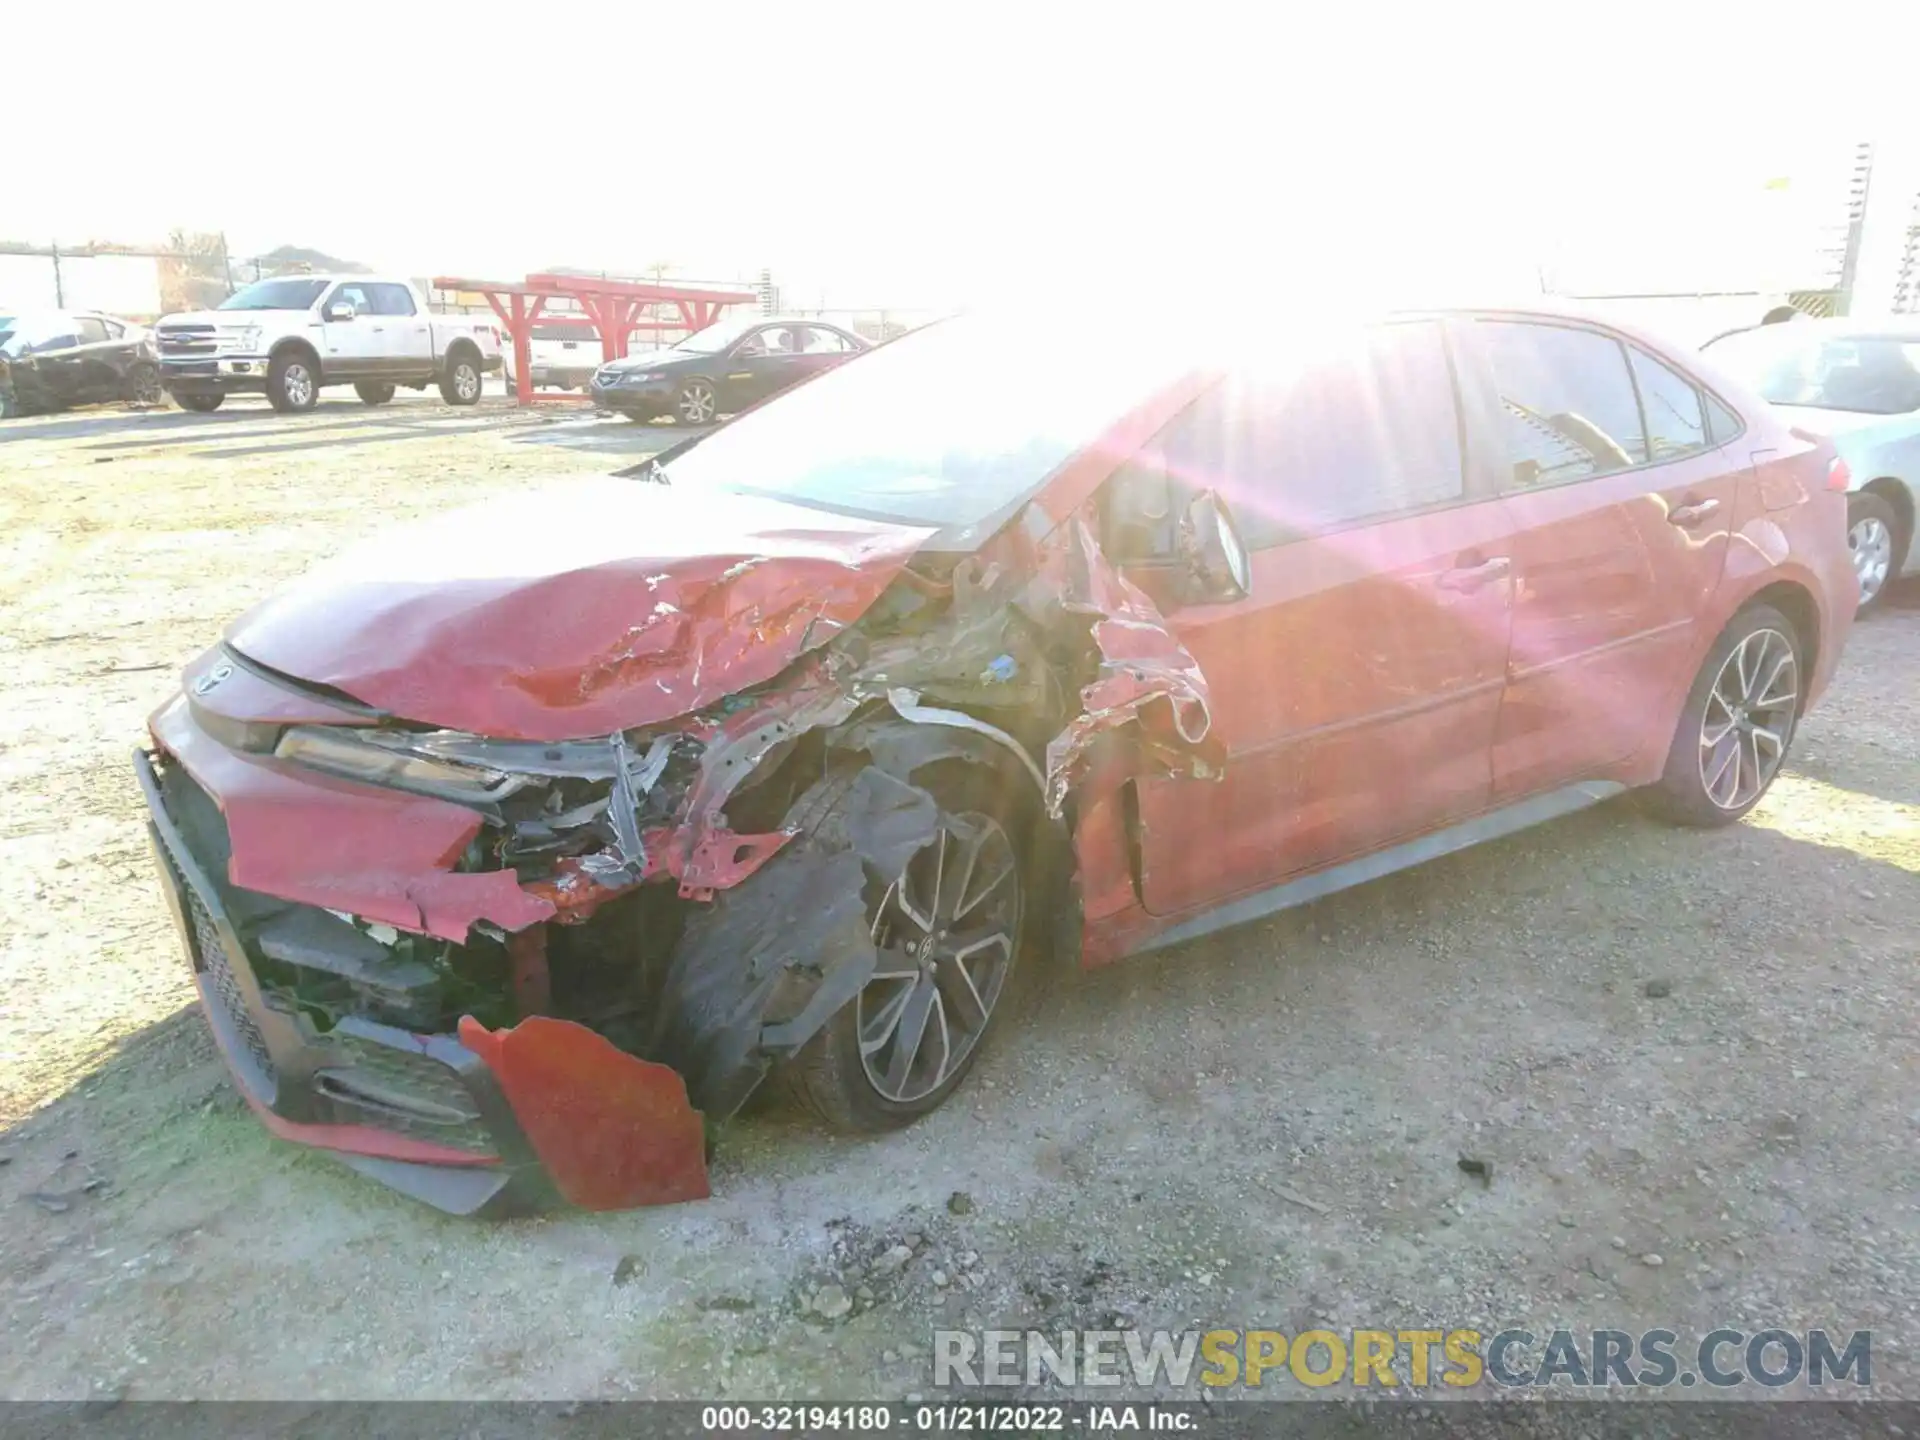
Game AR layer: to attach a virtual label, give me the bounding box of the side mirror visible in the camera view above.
[1178,490,1252,604]
[324,301,356,322]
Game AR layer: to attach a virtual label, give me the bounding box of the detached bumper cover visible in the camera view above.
[134,746,710,1214]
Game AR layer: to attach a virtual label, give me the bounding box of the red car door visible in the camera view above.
[1468,319,1738,801]
[1119,320,1516,918]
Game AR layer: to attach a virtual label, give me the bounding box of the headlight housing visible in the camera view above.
[619,371,662,385]
[217,324,263,352]
[274,726,534,805]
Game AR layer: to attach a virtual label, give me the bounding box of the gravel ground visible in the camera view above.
[0,395,1915,1405]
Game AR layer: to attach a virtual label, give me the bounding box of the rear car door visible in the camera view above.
[70,315,122,400]
[1123,319,1516,917]
[27,320,88,407]
[368,283,433,376]
[1470,318,1738,800]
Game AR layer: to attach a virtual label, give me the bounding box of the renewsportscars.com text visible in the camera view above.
[934,1327,1871,1390]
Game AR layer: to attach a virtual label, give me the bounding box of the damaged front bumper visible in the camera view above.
[134,746,710,1215]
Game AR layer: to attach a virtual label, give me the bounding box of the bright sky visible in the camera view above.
[8,2,1917,312]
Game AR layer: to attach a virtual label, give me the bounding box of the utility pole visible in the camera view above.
[1836,141,1875,317]
[51,241,64,306]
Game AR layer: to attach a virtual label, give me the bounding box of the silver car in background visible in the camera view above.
[1702,317,1920,611]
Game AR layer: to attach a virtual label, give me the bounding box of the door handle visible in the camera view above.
[1438,555,1511,592]
[1668,498,1721,528]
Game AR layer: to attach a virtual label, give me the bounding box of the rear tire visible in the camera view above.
[780,750,1037,1133]
[173,392,223,413]
[1642,604,1802,828]
[353,381,396,406]
[1847,492,1903,613]
[439,351,482,405]
[267,350,319,413]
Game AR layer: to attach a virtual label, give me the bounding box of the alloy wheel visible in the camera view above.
[1698,627,1797,812]
[676,380,716,425]
[283,364,314,408]
[856,811,1020,1105]
[454,363,480,402]
[1849,514,1893,606]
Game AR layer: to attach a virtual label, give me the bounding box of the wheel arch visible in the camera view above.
[268,335,322,374]
[1860,475,1914,548]
[441,336,482,371]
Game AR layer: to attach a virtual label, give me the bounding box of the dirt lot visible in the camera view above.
[0,395,1915,1404]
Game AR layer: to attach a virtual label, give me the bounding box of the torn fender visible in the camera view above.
[458,1015,710,1209]
[1034,518,1222,816]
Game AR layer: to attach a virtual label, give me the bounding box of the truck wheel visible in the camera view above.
[173,392,224,413]
[439,352,482,406]
[354,382,396,406]
[267,351,319,413]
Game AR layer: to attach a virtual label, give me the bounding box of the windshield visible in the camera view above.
[219,278,331,312]
[0,315,63,357]
[658,314,1195,535]
[672,315,764,354]
[1705,326,1920,415]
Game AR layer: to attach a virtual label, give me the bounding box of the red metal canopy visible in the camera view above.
[434,272,758,406]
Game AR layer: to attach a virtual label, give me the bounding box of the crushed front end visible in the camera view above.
[135,477,1224,1216]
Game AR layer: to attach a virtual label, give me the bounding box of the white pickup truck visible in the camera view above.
[155,275,504,413]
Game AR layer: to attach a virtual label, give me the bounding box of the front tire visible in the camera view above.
[267,350,319,413]
[173,391,223,413]
[1847,492,1902,613]
[439,351,482,405]
[354,381,396,406]
[127,362,163,406]
[1644,604,1802,827]
[782,756,1033,1133]
[671,377,717,426]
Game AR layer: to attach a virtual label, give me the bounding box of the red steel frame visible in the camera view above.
[433,272,758,406]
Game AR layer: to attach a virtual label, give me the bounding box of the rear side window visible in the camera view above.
[1479,321,1647,488]
[1704,393,1743,444]
[1627,346,1710,460]
[76,317,111,344]
[366,283,417,317]
[1163,321,1465,546]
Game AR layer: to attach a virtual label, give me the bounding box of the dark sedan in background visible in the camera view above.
[0,310,161,417]
[590,314,869,424]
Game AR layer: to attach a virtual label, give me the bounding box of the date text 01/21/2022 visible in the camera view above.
[699,1405,1193,1432]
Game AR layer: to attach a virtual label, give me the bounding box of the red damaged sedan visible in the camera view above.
[136,306,1855,1215]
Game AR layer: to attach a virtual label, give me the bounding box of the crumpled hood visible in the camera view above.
[225,475,935,740]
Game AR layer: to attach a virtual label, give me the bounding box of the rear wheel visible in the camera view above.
[1847,492,1902,612]
[1643,604,1802,827]
[267,350,319,412]
[354,381,396,406]
[439,351,482,405]
[672,377,717,425]
[782,756,1032,1132]
[173,391,223,413]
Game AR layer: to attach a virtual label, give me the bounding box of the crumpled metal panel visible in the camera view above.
[1034,517,1222,816]
[223,477,935,742]
[151,695,552,943]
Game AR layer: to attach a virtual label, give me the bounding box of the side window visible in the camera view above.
[1627,346,1710,460]
[1704,393,1743,444]
[1161,321,1464,548]
[102,318,126,339]
[330,284,374,315]
[733,328,772,357]
[1479,321,1647,488]
[802,326,850,354]
[76,317,111,345]
[368,284,416,317]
